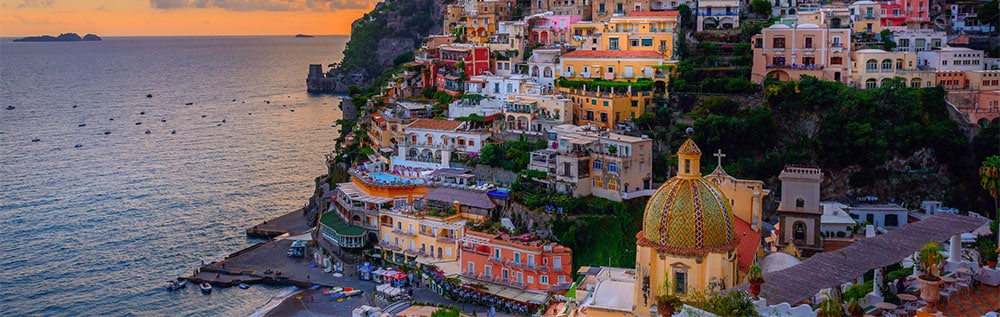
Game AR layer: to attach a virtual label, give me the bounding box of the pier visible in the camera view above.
[244,208,312,238]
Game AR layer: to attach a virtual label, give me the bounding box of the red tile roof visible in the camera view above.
[406,118,464,131]
[560,50,663,59]
[734,217,762,273]
[629,10,679,17]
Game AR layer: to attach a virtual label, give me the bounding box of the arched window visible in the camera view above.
[608,163,618,173]
[593,159,603,170]
[866,59,878,71]
[793,222,806,241]
[795,198,805,208]
[866,78,877,89]
[882,59,893,70]
[910,78,921,88]
[543,67,553,78]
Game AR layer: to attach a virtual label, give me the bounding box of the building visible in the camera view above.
[459,229,573,292]
[562,85,655,129]
[750,23,853,84]
[696,0,740,31]
[559,50,666,81]
[892,29,946,52]
[851,48,935,89]
[465,0,514,45]
[378,187,495,266]
[324,168,432,250]
[819,202,857,237]
[528,124,654,201]
[879,0,906,30]
[917,47,986,72]
[530,0,594,19]
[846,203,909,230]
[849,0,882,34]
[465,74,535,100]
[393,118,492,169]
[502,94,573,135]
[633,137,740,315]
[602,11,680,60]
[529,15,583,45]
[591,0,652,23]
[435,44,492,95]
[774,165,824,256]
[527,48,564,89]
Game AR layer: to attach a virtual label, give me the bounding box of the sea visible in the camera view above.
[0,35,348,316]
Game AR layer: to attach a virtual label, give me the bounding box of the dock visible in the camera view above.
[181,239,339,289]
[245,208,312,238]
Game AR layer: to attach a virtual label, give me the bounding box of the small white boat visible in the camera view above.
[199,282,212,293]
[167,280,188,291]
[238,283,250,289]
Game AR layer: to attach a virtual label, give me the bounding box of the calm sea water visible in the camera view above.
[0,36,347,316]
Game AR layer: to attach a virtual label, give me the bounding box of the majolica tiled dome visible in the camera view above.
[637,138,738,257]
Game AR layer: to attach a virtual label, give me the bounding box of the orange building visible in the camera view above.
[459,229,573,292]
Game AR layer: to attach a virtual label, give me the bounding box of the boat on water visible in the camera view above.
[199,282,212,293]
[167,280,188,291]
[238,283,250,289]
[5,106,15,110]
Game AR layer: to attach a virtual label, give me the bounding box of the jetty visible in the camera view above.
[245,208,312,238]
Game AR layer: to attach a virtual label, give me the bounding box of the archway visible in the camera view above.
[766,70,791,81]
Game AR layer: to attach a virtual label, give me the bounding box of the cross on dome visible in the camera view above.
[714,149,726,168]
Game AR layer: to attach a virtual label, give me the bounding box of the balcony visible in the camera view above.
[579,71,592,78]
[562,71,574,77]
[488,256,504,264]
[420,230,437,238]
[437,236,456,243]
[380,242,402,251]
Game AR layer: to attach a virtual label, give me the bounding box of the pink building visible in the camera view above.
[879,0,905,29]
[530,15,583,45]
[751,23,853,85]
[459,229,573,292]
[903,0,929,26]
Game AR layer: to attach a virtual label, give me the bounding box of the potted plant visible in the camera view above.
[747,264,765,300]
[976,237,998,268]
[916,242,945,313]
[846,298,865,317]
[656,293,683,317]
[656,276,683,317]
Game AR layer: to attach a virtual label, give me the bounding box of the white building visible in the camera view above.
[465,74,536,100]
[502,94,573,135]
[448,97,503,119]
[891,29,946,52]
[527,48,562,90]
[697,0,741,31]
[917,47,987,71]
[847,204,909,230]
[392,118,491,170]
[820,202,856,237]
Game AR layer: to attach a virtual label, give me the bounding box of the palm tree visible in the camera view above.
[981,155,1000,219]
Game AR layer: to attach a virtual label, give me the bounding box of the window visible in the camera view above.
[630,39,639,47]
[674,271,687,294]
[831,56,843,65]
[593,159,603,170]
[684,159,690,173]
[866,78,877,89]
[866,59,878,71]
[641,38,653,46]
[558,275,566,284]
[866,214,874,224]
[754,38,763,48]
[485,265,492,278]
[494,248,501,259]
[608,38,619,50]
[804,37,813,49]
[468,261,475,275]
[528,276,534,284]
[603,100,609,107]
[773,37,785,48]
[882,59,893,70]
[795,198,805,208]
[514,252,521,263]
[540,275,549,284]
[600,112,607,123]
[609,163,618,172]
[607,66,614,74]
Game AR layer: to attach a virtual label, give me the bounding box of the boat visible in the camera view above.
[31,138,40,142]
[170,130,176,134]
[5,106,14,110]
[74,144,83,148]
[238,283,250,289]
[185,102,194,105]
[78,124,86,127]
[167,280,188,291]
[140,111,145,115]
[199,282,212,293]
[146,94,153,98]
[342,289,362,297]
[104,131,111,135]
[145,130,151,134]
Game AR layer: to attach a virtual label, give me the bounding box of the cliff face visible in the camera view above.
[324,0,449,92]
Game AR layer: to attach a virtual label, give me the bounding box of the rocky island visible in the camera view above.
[13,33,102,42]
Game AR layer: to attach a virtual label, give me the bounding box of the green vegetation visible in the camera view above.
[556,77,656,92]
[429,306,461,317]
[547,197,646,270]
[749,0,773,18]
[477,136,547,173]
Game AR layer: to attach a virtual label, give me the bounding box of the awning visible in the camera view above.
[319,212,365,237]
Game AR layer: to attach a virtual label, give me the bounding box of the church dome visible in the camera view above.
[637,137,738,257]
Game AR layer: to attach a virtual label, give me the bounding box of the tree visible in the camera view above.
[880,29,897,51]
[976,0,999,36]
[750,0,773,19]
[981,155,1000,218]
[676,4,695,30]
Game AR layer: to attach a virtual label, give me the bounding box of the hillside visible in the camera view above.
[326,0,449,92]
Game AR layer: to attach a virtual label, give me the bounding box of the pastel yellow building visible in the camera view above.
[851,48,935,89]
[602,11,680,60]
[561,87,653,129]
[850,0,882,34]
[559,49,665,81]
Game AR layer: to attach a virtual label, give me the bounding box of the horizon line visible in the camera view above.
[0,33,352,38]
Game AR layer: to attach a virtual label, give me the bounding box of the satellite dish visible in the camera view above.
[685,127,694,136]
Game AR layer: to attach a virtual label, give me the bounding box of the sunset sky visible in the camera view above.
[0,0,380,37]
